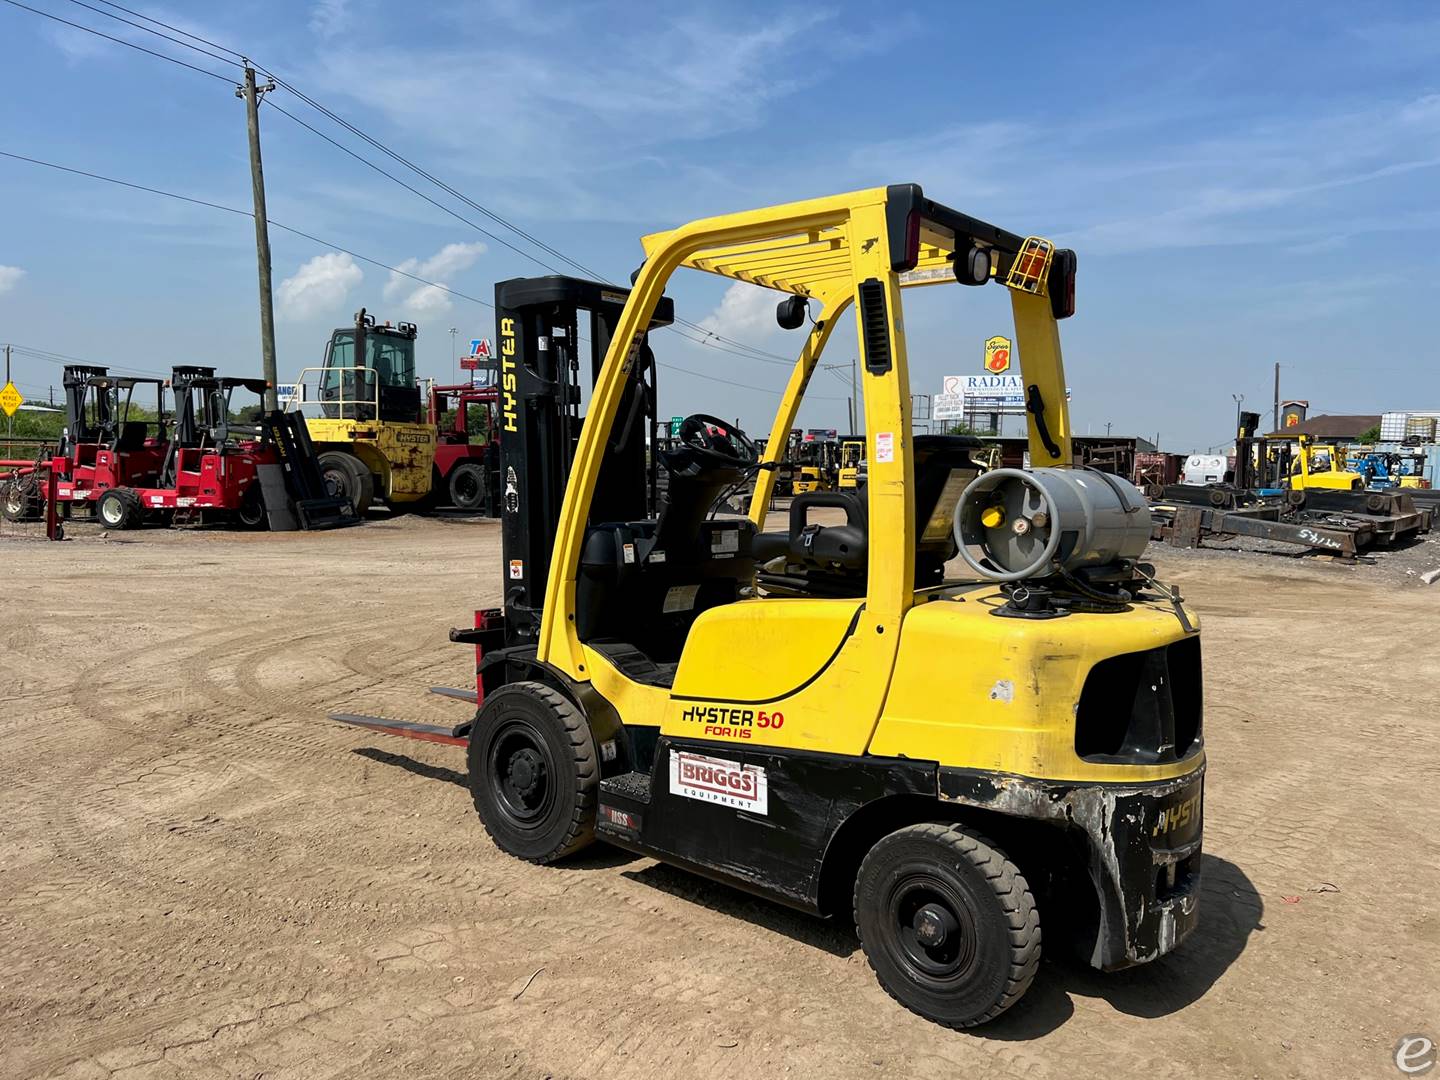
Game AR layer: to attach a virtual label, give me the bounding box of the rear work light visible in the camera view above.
[1050,249,1077,320]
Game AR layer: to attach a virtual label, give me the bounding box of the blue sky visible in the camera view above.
[1,0,1437,449]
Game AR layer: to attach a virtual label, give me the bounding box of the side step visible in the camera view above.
[597,770,652,841]
[331,712,470,747]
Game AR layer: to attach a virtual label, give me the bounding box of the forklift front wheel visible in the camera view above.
[236,484,268,530]
[854,822,1041,1029]
[318,452,375,516]
[97,488,142,531]
[467,682,598,864]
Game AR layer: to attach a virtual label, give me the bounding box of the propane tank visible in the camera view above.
[953,467,1152,582]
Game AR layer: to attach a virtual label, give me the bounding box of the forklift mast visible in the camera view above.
[493,276,674,648]
[1233,410,1261,489]
[59,365,113,456]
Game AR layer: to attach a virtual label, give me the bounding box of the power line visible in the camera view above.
[59,0,242,69]
[0,148,493,309]
[90,0,246,58]
[16,0,806,370]
[0,0,234,82]
[261,99,565,278]
[0,148,840,398]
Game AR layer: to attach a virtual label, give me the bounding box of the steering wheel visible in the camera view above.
[677,414,758,467]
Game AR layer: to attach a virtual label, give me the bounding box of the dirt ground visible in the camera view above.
[2,514,1438,1080]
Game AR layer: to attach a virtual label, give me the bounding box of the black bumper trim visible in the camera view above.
[938,765,1205,970]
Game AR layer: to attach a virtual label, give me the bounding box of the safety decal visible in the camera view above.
[875,431,894,463]
[509,559,524,580]
[503,466,520,514]
[669,751,768,815]
[662,584,699,613]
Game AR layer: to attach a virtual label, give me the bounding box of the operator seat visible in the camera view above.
[575,428,757,665]
[755,434,983,596]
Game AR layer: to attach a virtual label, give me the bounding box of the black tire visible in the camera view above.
[318,452,374,516]
[2,477,41,522]
[1365,493,1388,513]
[467,682,598,864]
[236,482,268,529]
[1207,488,1228,507]
[448,461,488,512]
[96,488,142,530]
[854,822,1040,1029]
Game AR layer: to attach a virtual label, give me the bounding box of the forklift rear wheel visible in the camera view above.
[448,462,488,512]
[854,822,1040,1029]
[97,488,142,530]
[318,452,374,516]
[467,682,598,864]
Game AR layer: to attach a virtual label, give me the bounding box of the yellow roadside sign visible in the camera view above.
[0,382,23,417]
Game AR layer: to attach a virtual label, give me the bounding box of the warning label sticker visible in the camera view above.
[509,559,524,580]
[875,431,894,463]
[669,751,768,814]
[662,584,700,613]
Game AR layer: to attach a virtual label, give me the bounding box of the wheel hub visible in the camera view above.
[913,903,957,948]
[507,749,545,799]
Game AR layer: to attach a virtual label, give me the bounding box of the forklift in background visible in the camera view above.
[1286,434,1364,492]
[429,381,501,514]
[291,312,503,515]
[335,185,1206,1029]
[837,437,866,489]
[291,311,435,515]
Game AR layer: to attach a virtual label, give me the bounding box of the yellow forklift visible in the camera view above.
[1287,434,1364,492]
[289,310,437,514]
[338,186,1205,1028]
[837,437,865,489]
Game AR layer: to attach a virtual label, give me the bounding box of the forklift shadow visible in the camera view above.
[351,746,467,788]
[979,853,1262,1039]
[620,862,861,959]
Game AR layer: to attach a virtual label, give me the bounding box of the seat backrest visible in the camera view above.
[910,435,983,585]
[115,421,149,452]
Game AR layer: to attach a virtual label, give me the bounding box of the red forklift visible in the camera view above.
[39,363,354,531]
[428,381,500,513]
[50,367,172,516]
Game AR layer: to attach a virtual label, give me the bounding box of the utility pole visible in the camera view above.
[449,327,459,384]
[1272,362,1280,435]
[1105,421,1112,437]
[1232,393,1244,437]
[840,357,852,437]
[237,64,279,411]
[5,344,11,444]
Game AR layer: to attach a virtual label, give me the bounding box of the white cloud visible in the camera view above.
[310,0,350,39]
[381,241,487,315]
[0,266,25,295]
[698,282,783,340]
[277,253,362,321]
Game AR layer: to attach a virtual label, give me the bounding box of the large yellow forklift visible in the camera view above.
[290,310,437,514]
[339,185,1205,1028]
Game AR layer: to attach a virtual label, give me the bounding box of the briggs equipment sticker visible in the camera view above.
[669,751,768,815]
